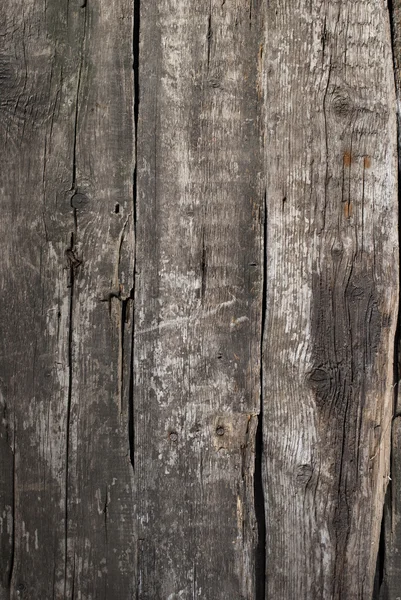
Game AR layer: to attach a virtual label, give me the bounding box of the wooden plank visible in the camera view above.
[64,0,136,597]
[378,416,401,599]
[376,3,401,597]
[133,0,264,597]
[0,0,136,597]
[0,1,79,596]
[262,0,398,598]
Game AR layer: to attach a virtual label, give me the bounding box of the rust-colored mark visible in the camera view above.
[364,156,371,169]
[344,202,352,218]
[343,151,352,166]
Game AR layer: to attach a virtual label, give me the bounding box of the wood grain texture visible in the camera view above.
[379,416,401,599]
[0,0,136,598]
[133,0,264,597]
[0,0,400,597]
[376,2,401,598]
[262,0,398,598]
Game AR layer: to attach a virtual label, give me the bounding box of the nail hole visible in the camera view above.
[217,353,223,359]
[114,203,120,214]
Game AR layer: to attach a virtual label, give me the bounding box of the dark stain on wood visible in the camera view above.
[309,263,390,595]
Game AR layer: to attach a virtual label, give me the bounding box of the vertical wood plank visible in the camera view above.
[134,0,264,597]
[0,0,136,597]
[0,1,78,596]
[379,417,401,599]
[262,0,398,597]
[377,2,401,598]
[60,0,136,597]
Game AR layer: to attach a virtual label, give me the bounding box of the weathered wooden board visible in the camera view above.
[1,0,400,598]
[133,0,264,597]
[262,0,399,598]
[379,415,401,599]
[376,2,401,598]
[0,1,77,596]
[0,0,136,598]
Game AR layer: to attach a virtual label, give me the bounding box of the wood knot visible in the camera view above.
[308,368,332,403]
[296,464,314,485]
[331,240,343,257]
[331,88,354,118]
[71,192,89,209]
[169,431,178,442]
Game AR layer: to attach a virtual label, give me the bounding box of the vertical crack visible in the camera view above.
[254,188,267,600]
[103,485,109,542]
[64,229,75,597]
[64,4,87,594]
[373,500,387,598]
[200,228,207,302]
[128,295,135,471]
[206,9,212,71]
[120,298,127,414]
[8,430,16,591]
[129,0,140,472]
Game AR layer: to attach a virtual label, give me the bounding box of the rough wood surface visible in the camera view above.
[379,415,401,599]
[0,0,136,597]
[133,1,263,597]
[376,2,401,598]
[262,0,398,598]
[0,0,400,598]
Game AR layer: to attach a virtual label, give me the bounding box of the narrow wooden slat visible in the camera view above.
[0,1,78,596]
[134,0,264,597]
[62,0,136,596]
[379,415,401,599]
[262,0,398,597]
[377,2,401,598]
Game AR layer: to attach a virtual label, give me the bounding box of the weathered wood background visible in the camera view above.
[0,0,399,598]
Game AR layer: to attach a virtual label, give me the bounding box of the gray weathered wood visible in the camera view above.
[377,2,401,597]
[379,415,401,599]
[0,0,136,597]
[133,0,263,597]
[262,0,399,598]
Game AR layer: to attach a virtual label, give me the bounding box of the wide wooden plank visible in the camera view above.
[133,0,264,597]
[262,0,398,597]
[0,0,136,597]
